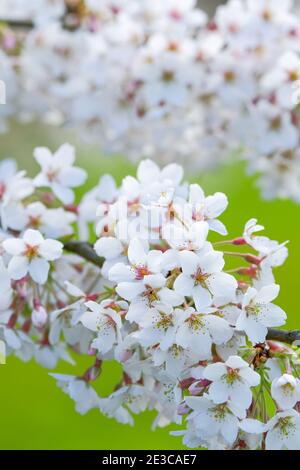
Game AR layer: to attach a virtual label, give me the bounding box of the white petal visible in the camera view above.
[192,284,212,310]
[205,315,233,345]
[52,183,74,205]
[173,273,194,296]
[3,238,25,256]
[258,303,286,327]
[158,287,184,307]
[108,263,135,282]
[33,147,53,169]
[230,382,253,409]
[205,193,228,218]
[185,396,211,412]
[59,167,87,188]
[220,414,238,445]
[147,250,163,273]
[256,284,280,303]
[39,239,63,261]
[116,282,145,301]
[94,237,123,259]
[23,229,44,246]
[64,281,84,297]
[239,418,266,434]
[265,428,284,450]
[8,256,28,280]
[189,184,205,205]
[80,310,100,332]
[239,316,268,344]
[208,380,229,404]
[4,328,21,349]
[137,159,160,184]
[92,326,116,354]
[54,143,75,166]
[128,238,147,266]
[225,355,249,369]
[207,272,237,302]
[29,258,50,284]
[179,250,200,275]
[203,362,227,381]
[200,250,224,274]
[143,273,166,288]
[239,367,261,387]
[208,219,228,236]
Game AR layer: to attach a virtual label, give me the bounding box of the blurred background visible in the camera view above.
[1,0,300,451]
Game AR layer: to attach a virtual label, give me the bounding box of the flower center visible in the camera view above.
[156,313,173,330]
[29,216,41,229]
[210,403,228,422]
[245,302,260,317]
[46,168,59,182]
[225,367,240,385]
[224,70,236,83]
[193,268,209,287]
[135,265,151,280]
[270,116,282,131]
[186,314,205,331]
[143,286,159,303]
[162,70,175,83]
[262,9,272,22]
[24,244,39,260]
[282,383,296,396]
[276,416,296,437]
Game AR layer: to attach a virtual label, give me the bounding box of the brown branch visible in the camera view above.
[64,241,104,268]
[0,18,34,30]
[267,328,300,345]
[0,3,85,31]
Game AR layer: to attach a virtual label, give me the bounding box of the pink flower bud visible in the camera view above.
[233,237,246,245]
[32,305,47,328]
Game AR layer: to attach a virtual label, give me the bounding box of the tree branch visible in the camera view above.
[0,18,33,30]
[64,241,104,268]
[267,328,300,345]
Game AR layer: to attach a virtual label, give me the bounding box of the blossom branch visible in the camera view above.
[267,328,300,345]
[0,18,34,30]
[63,241,104,268]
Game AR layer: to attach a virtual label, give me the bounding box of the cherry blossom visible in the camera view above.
[0,149,298,450]
[203,356,260,409]
[3,228,63,284]
[33,144,87,204]
[2,1,300,201]
[271,374,300,410]
[236,285,287,343]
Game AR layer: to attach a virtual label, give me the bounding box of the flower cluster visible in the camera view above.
[1,1,300,200]
[1,144,300,450]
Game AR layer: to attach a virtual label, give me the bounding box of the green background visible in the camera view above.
[0,122,299,449]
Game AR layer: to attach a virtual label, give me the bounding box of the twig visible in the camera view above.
[0,18,34,30]
[267,328,300,345]
[64,241,104,268]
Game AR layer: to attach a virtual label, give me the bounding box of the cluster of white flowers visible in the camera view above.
[1,144,300,450]
[1,0,300,200]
